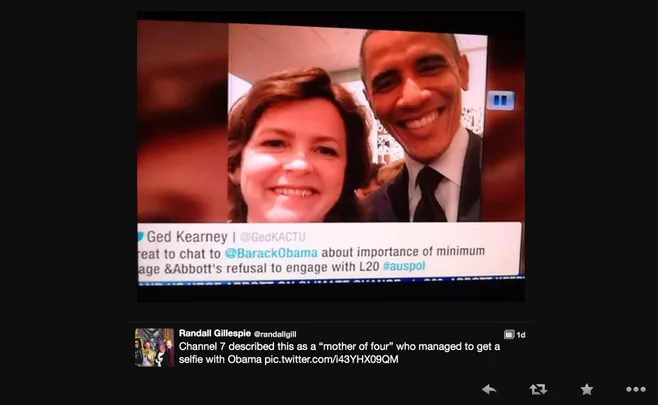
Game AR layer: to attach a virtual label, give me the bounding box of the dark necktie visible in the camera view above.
[413,166,447,222]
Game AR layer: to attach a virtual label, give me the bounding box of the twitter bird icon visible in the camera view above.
[138,232,144,242]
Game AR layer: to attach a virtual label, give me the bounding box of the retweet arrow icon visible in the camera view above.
[530,384,547,395]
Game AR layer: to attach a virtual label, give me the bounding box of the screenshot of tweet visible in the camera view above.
[137,223,523,286]
[133,323,542,397]
[134,323,529,375]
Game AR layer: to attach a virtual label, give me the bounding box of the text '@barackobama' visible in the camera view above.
[136,223,522,284]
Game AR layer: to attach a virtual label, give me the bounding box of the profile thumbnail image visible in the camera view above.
[135,328,175,367]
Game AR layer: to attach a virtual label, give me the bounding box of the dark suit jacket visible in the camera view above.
[366,129,482,222]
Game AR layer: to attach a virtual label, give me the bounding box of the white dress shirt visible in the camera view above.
[406,126,469,222]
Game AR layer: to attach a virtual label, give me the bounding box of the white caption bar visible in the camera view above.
[137,222,523,284]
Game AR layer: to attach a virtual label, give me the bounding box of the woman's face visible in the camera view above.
[236,98,348,223]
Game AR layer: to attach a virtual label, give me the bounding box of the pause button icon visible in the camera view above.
[493,94,507,106]
[487,90,516,111]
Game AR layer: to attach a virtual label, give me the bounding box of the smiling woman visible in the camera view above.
[227,67,372,223]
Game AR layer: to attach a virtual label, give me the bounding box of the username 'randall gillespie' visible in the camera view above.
[178,329,297,339]
[145,230,229,244]
[179,329,252,338]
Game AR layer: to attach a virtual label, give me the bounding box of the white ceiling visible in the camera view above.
[229,24,366,83]
[457,34,488,51]
[229,23,488,84]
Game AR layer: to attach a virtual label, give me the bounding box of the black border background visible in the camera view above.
[37,3,649,396]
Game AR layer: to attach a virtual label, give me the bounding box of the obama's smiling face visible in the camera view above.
[362,31,470,164]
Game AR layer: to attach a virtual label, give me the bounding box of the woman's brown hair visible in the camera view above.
[365,163,383,186]
[228,67,372,222]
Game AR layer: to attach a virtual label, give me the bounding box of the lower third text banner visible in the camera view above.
[138,222,523,285]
